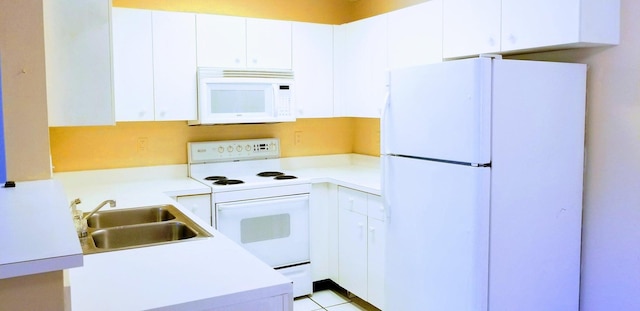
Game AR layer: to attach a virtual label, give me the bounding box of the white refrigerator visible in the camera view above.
[382,57,586,311]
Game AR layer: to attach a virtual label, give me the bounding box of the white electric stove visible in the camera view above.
[187,138,312,298]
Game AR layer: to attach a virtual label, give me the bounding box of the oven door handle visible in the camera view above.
[216,194,309,212]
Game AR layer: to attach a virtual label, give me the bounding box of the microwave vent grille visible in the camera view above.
[198,68,294,80]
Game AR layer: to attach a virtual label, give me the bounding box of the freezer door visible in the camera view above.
[383,58,491,164]
[383,155,490,311]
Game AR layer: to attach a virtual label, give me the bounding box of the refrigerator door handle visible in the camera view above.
[380,92,391,156]
[382,154,391,222]
[381,91,392,222]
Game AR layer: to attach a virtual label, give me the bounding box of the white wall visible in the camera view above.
[514,0,640,309]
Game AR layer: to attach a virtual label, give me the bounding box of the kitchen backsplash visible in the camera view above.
[49,118,380,172]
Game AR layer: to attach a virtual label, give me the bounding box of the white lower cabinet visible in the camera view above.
[175,194,212,226]
[337,186,385,310]
[215,294,291,311]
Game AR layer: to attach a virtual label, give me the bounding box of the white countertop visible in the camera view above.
[282,154,381,195]
[52,154,380,310]
[0,180,83,279]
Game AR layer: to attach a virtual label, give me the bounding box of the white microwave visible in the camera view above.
[189,68,295,125]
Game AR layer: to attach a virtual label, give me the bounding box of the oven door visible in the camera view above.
[216,194,309,267]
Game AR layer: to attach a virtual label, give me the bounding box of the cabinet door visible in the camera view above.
[501,0,578,51]
[368,216,386,310]
[246,18,292,69]
[152,11,197,121]
[332,25,348,117]
[388,0,443,69]
[292,22,334,118]
[112,8,154,121]
[176,194,212,226]
[338,208,368,300]
[442,0,501,59]
[335,14,388,117]
[196,14,246,68]
[44,0,114,126]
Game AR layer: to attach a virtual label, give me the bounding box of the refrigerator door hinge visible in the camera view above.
[472,163,491,167]
[479,54,503,60]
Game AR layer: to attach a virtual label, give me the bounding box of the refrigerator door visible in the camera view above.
[383,155,490,310]
[488,59,585,311]
[383,58,491,164]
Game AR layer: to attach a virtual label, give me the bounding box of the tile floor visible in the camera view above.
[294,289,367,311]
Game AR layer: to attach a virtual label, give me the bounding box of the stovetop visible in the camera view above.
[187,139,305,191]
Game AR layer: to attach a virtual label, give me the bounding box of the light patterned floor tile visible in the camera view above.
[325,302,367,311]
[294,297,324,311]
[309,290,350,308]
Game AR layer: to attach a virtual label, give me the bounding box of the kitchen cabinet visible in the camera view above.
[292,22,334,118]
[334,14,388,118]
[175,194,212,226]
[196,15,292,70]
[151,11,197,121]
[442,0,501,59]
[443,0,620,59]
[112,8,154,121]
[337,187,385,310]
[112,8,197,121]
[44,0,114,126]
[387,0,443,70]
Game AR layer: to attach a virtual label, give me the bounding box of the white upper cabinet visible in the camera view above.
[247,18,292,69]
[388,0,444,70]
[334,14,388,118]
[443,0,621,59]
[292,22,334,118]
[44,0,115,126]
[336,2,446,118]
[500,0,620,52]
[112,8,154,121]
[152,11,197,121]
[443,0,501,59]
[112,8,197,121]
[196,15,246,68]
[196,15,292,69]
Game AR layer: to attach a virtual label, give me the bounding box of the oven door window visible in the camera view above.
[216,194,309,267]
[241,214,290,243]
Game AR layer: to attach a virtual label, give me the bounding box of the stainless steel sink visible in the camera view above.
[80,204,212,255]
[91,221,198,249]
[86,205,176,229]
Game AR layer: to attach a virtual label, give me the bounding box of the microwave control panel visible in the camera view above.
[276,84,293,117]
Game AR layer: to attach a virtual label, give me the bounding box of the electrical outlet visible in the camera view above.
[294,131,303,146]
[137,137,149,153]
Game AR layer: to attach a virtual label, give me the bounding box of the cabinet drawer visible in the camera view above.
[368,194,385,221]
[338,187,368,215]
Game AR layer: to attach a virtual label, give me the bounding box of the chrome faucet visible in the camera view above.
[83,200,116,220]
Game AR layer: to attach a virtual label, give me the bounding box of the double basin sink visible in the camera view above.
[80,204,212,254]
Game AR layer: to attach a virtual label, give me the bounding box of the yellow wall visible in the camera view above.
[50,118,373,172]
[48,0,422,172]
[113,0,428,24]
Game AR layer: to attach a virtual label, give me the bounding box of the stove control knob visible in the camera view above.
[217,146,224,153]
[245,144,251,151]
[236,145,242,152]
[270,142,277,151]
[227,146,233,152]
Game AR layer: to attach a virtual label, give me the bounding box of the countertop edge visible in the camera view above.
[0,253,83,280]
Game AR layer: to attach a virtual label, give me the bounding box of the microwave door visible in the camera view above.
[205,82,274,120]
